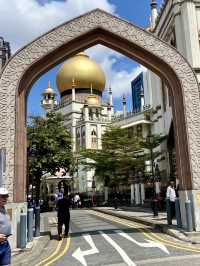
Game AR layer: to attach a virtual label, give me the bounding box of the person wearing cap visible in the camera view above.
[0,187,11,266]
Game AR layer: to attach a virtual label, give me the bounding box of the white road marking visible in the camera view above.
[116,230,169,254]
[99,231,136,266]
[72,234,99,266]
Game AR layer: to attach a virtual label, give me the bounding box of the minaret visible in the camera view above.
[122,94,127,118]
[107,87,113,121]
[0,37,11,70]
[140,86,145,111]
[109,86,113,106]
[72,78,76,101]
[41,81,57,112]
[151,0,158,30]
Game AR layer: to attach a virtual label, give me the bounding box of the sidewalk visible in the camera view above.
[12,212,58,266]
[93,206,200,244]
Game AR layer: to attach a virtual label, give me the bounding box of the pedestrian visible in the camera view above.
[166,181,176,221]
[74,193,80,208]
[0,187,12,266]
[114,195,118,210]
[56,191,70,240]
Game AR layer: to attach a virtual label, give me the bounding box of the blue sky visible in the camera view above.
[0,0,163,115]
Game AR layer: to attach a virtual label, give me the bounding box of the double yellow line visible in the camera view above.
[35,236,71,266]
[89,210,200,253]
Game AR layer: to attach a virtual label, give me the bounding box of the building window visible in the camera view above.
[91,129,97,149]
[170,29,176,48]
[76,128,81,151]
[81,126,86,148]
[131,73,143,112]
[89,109,93,120]
[136,125,142,137]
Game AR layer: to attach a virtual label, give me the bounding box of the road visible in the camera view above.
[37,209,200,266]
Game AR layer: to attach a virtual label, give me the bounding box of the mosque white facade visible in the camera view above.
[40,0,200,202]
[41,52,115,194]
[26,0,200,203]
[41,51,157,203]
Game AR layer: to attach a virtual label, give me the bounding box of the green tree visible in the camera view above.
[27,112,73,204]
[81,126,144,191]
[138,134,167,177]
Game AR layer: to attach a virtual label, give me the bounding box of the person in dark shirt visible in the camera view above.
[56,192,70,240]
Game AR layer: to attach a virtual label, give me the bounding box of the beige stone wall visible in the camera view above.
[0,9,199,203]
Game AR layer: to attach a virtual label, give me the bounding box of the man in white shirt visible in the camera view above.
[166,181,176,222]
[74,194,80,208]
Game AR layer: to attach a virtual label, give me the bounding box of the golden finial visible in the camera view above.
[48,80,51,88]
[72,78,76,88]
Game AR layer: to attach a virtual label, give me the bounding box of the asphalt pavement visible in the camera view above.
[12,209,200,266]
[50,209,200,266]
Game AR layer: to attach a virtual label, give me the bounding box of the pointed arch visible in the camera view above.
[0,9,199,204]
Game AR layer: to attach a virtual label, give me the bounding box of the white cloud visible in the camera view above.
[0,0,116,51]
[0,0,146,102]
[86,45,146,98]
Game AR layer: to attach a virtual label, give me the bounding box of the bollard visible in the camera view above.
[185,200,193,232]
[175,198,182,228]
[27,208,33,242]
[34,206,40,237]
[166,198,172,225]
[19,213,27,249]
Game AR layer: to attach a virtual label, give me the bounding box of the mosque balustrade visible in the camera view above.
[112,105,152,127]
[76,116,110,125]
[53,97,72,110]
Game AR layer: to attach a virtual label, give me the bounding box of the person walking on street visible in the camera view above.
[0,187,12,266]
[74,194,80,208]
[166,181,176,222]
[114,195,118,210]
[56,191,70,240]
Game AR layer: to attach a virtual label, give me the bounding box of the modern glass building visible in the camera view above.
[131,72,143,112]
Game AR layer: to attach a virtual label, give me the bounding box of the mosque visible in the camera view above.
[40,50,157,205]
[1,0,199,208]
[40,0,200,204]
[41,51,115,196]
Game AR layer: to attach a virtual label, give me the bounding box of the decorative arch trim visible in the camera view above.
[0,9,200,201]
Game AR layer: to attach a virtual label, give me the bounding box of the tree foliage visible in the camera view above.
[81,126,167,188]
[27,112,73,202]
[81,126,144,187]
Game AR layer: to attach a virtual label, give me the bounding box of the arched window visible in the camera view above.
[91,129,97,149]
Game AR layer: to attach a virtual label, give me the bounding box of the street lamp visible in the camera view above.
[147,134,159,216]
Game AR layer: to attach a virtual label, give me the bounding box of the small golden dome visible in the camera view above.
[42,81,57,96]
[87,94,100,106]
[56,52,106,93]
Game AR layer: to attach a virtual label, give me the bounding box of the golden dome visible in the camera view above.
[56,52,106,93]
[86,94,101,107]
[42,81,57,96]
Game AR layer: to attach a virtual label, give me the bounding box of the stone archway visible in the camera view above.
[1,9,200,231]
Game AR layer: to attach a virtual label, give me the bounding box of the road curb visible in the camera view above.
[92,208,196,244]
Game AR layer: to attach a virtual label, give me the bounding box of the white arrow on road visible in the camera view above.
[72,234,99,266]
[116,230,169,254]
[99,231,136,266]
